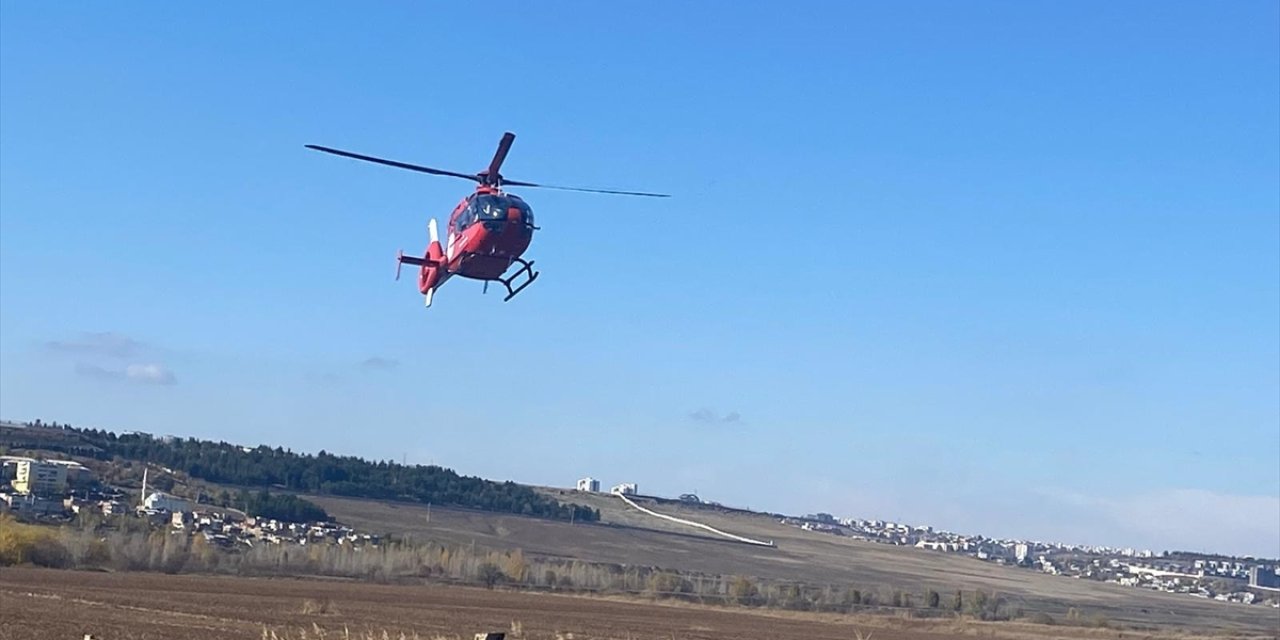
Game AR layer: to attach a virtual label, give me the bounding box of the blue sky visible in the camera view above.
[2,2,1277,557]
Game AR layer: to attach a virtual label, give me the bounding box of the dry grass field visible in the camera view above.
[3,568,1273,640]
[309,492,1278,634]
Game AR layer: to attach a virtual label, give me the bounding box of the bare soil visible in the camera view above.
[2,568,1266,640]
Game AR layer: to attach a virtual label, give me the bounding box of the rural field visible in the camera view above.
[1,567,1271,640]
[310,491,1278,634]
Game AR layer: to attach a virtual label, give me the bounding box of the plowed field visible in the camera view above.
[0,568,1226,640]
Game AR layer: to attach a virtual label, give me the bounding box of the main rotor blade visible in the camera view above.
[305,145,479,182]
[502,179,670,198]
[488,132,515,178]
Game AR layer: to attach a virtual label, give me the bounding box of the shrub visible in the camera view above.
[647,572,692,597]
[729,575,761,606]
[926,589,940,609]
[1026,612,1055,625]
[478,562,506,589]
[848,589,862,608]
[27,535,72,568]
[0,517,70,567]
[300,598,337,615]
[771,584,809,611]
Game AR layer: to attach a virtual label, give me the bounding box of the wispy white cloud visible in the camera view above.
[125,364,177,385]
[51,331,177,386]
[46,332,147,358]
[689,408,743,425]
[76,362,176,385]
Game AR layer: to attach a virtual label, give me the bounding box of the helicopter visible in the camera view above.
[306,132,668,308]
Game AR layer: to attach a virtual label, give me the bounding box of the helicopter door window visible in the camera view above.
[515,199,534,226]
[457,200,478,231]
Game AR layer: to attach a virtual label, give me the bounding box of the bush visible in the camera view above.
[27,535,72,568]
[647,572,692,597]
[477,562,506,589]
[0,517,70,567]
[1026,612,1055,625]
[926,589,940,609]
[300,598,337,615]
[729,575,761,606]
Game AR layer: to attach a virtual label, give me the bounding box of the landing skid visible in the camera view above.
[492,257,539,302]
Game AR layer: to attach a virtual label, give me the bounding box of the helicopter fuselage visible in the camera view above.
[407,186,539,305]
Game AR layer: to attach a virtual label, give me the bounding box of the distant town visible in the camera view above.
[778,512,1280,607]
[574,473,1280,609]
[1,451,379,552]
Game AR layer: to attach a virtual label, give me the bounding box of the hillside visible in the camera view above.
[0,422,597,523]
[7,421,1276,632]
[311,490,1278,633]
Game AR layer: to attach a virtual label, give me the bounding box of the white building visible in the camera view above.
[45,459,92,486]
[610,482,638,496]
[1015,543,1031,564]
[13,460,68,495]
[576,477,600,492]
[0,455,33,481]
[143,491,194,513]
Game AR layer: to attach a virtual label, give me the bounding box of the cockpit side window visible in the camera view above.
[510,196,534,226]
[454,197,479,233]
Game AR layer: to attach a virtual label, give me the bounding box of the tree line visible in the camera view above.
[233,489,329,523]
[36,424,599,523]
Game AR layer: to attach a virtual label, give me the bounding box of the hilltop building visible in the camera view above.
[13,459,68,495]
[0,456,26,481]
[1250,566,1280,589]
[1015,543,1032,565]
[576,477,600,492]
[143,492,194,513]
[46,459,92,487]
[0,493,64,515]
[611,482,637,496]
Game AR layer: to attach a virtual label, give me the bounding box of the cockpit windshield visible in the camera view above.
[454,194,534,233]
[474,195,508,220]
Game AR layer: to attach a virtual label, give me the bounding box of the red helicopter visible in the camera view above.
[306,132,668,308]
